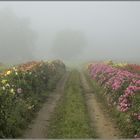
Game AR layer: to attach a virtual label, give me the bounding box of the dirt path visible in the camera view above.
[22,72,69,138]
[80,71,120,138]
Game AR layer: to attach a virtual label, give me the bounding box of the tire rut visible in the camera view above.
[22,72,69,138]
[80,71,120,138]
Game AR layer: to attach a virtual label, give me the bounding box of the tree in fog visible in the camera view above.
[0,9,37,65]
[51,30,87,61]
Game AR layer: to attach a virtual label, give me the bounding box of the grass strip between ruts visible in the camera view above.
[47,70,95,138]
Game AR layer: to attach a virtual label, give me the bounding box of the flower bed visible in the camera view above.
[0,60,66,138]
[88,63,140,138]
[106,60,140,74]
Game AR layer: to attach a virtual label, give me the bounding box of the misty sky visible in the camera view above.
[0,2,140,64]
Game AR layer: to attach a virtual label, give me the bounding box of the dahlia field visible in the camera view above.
[88,62,140,138]
[0,60,66,138]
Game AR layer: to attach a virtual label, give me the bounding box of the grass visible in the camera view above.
[47,70,94,138]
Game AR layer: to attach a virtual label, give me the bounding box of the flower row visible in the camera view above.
[88,63,140,138]
[0,60,66,138]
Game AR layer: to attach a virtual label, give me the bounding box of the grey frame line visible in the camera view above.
[0,0,140,1]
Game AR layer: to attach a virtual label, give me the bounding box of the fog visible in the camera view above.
[0,2,140,65]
